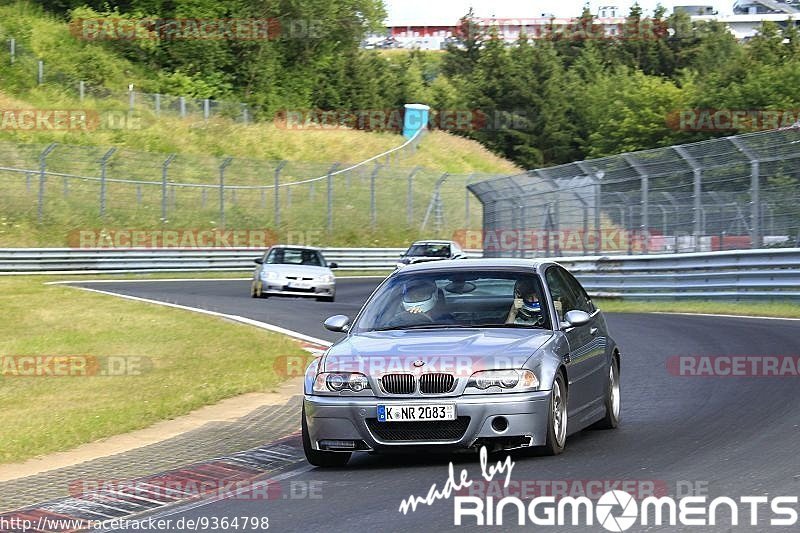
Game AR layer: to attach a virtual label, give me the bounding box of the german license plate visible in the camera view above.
[288,281,311,289]
[377,404,456,422]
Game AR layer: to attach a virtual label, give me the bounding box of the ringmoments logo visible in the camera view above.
[398,450,799,529]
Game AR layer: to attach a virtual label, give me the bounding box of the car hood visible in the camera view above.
[260,264,331,277]
[401,256,447,264]
[322,329,552,375]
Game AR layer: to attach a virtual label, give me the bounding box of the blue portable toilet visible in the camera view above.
[403,104,430,139]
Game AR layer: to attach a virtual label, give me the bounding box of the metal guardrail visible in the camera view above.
[1,248,798,300]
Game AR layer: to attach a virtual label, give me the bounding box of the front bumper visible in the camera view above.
[255,279,335,297]
[304,391,551,451]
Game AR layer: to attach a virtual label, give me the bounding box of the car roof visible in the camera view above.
[409,240,455,245]
[268,244,322,251]
[395,257,557,274]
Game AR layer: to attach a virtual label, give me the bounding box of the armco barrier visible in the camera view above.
[0,248,798,300]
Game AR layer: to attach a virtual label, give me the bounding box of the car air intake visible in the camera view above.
[419,373,455,394]
[381,374,416,394]
[366,417,470,442]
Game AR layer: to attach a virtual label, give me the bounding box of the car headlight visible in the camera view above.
[320,274,335,284]
[395,262,406,269]
[260,271,278,281]
[313,372,372,394]
[466,369,539,392]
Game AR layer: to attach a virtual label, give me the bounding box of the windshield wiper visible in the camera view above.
[373,324,477,332]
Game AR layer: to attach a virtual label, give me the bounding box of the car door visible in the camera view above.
[545,266,595,415]
[559,268,608,406]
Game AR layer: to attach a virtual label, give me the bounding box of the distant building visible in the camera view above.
[733,0,800,14]
[692,12,800,39]
[674,4,717,15]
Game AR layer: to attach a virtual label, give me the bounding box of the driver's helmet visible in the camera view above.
[514,278,541,320]
[402,279,438,313]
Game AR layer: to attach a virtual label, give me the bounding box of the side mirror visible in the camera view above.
[399,253,405,258]
[329,262,338,269]
[254,258,264,264]
[324,315,351,333]
[561,310,591,330]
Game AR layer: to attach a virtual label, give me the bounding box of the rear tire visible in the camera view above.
[540,372,568,456]
[302,406,351,467]
[594,357,620,429]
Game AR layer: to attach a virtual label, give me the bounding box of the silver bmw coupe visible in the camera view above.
[302,259,621,466]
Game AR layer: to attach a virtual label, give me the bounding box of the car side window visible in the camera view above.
[545,267,577,322]
[559,268,595,314]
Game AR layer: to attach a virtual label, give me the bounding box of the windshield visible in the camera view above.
[265,248,325,267]
[354,270,550,332]
[404,243,451,258]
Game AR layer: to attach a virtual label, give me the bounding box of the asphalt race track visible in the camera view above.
[71,278,800,532]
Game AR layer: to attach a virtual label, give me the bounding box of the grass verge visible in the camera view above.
[0,276,307,464]
[595,298,800,319]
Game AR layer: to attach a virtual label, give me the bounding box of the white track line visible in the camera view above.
[651,311,800,322]
[64,285,332,347]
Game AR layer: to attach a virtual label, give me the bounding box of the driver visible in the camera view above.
[506,278,545,326]
[389,279,453,326]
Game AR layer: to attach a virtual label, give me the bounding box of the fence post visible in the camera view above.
[137,185,142,205]
[37,60,44,84]
[161,154,176,222]
[26,171,31,192]
[63,176,69,197]
[728,137,762,248]
[421,173,448,233]
[673,146,703,252]
[241,104,249,124]
[155,93,161,116]
[407,166,420,226]
[622,154,650,254]
[203,99,210,120]
[274,161,287,226]
[79,80,85,102]
[38,143,58,222]
[179,97,186,118]
[370,163,382,229]
[128,88,135,110]
[464,173,476,227]
[219,157,233,230]
[9,38,14,64]
[99,148,116,218]
[327,163,340,233]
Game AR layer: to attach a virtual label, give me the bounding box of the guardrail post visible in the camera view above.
[37,143,57,223]
[179,97,186,118]
[155,93,161,115]
[219,157,233,230]
[79,80,85,102]
[407,166,420,226]
[161,154,176,223]
[99,148,116,218]
[203,99,210,120]
[274,161,286,226]
[37,60,43,84]
[370,163,382,229]
[327,163,340,233]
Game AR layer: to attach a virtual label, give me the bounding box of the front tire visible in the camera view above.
[594,357,620,429]
[302,406,351,467]
[540,372,568,455]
